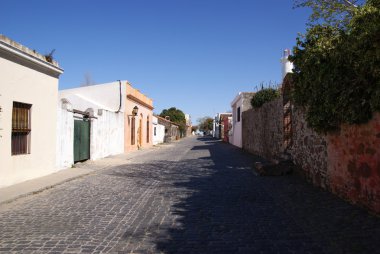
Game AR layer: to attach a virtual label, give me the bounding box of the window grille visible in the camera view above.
[12,102,31,155]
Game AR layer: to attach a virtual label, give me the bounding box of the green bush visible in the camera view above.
[251,88,280,108]
[289,0,380,133]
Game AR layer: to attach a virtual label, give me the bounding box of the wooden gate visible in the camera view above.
[74,119,90,162]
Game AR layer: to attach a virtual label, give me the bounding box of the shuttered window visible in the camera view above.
[12,102,31,155]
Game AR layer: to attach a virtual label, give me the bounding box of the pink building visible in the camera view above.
[124,83,153,152]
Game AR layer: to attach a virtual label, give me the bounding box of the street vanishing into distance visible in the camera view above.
[1,136,380,254]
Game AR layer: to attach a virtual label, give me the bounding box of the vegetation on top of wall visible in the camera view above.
[251,88,280,108]
[290,0,380,133]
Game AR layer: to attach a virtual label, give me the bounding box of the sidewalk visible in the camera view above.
[0,144,164,205]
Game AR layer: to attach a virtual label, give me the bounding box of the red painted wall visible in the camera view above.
[327,113,380,213]
[223,117,230,143]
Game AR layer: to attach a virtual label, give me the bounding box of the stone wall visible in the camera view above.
[242,97,284,160]
[289,107,380,213]
[327,113,380,213]
[289,106,329,188]
[241,74,380,213]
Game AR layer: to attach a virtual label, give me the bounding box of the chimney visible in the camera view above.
[280,49,294,80]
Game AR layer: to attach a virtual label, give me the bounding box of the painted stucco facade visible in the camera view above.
[156,116,180,143]
[213,113,232,140]
[125,83,153,152]
[230,92,254,148]
[152,116,165,145]
[0,35,63,188]
[57,81,125,168]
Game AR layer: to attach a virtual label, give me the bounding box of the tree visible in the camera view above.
[290,0,380,132]
[159,107,186,124]
[294,0,363,28]
[159,107,186,136]
[198,117,213,132]
[191,126,198,132]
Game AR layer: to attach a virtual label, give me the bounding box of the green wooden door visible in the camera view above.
[74,119,90,162]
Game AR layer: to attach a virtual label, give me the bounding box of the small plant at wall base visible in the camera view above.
[251,88,280,108]
[290,0,380,133]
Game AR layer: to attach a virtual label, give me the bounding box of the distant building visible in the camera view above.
[184,113,192,137]
[213,113,232,140]
[0,35,63,187]
[152,115,165,145]
[230,92,254,148]
[156,115,180,143]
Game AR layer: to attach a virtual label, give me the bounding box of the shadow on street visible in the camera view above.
[107,137,380,254]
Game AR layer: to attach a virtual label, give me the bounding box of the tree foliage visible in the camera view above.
[159,107,186,125]
[290,0,380,132]
[160,107,187,135]
[294,0,364,28]
[198,117,214,132]
[251,88,280,108]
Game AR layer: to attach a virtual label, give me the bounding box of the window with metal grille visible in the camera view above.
[12,102,31,155]
[146,117,149,143]
[154,127,156,136]
[131,117,135,145]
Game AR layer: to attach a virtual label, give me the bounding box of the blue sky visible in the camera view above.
[1,0,310,123]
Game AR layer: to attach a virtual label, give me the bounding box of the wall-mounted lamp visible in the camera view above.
[131,106,139,116]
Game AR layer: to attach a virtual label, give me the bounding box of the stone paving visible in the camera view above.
[0,136,380,253]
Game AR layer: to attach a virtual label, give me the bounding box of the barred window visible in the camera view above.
[12,102,31,155]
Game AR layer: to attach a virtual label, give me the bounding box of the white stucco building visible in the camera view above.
[230,92,254,148]
[0,35,64,188]
[57,81,126,168]
[152,116,165,145]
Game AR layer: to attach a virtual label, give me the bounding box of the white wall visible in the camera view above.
[57,82,125,167]
[152,116,165,145]
[0,39,63,187]
[56,99,74,169]
[90,109,124,160]
[230,92,253,148]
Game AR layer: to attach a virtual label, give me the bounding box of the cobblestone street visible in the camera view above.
[0,136,380,253]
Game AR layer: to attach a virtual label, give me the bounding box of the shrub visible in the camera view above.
[290,0,380,133]
[251,88,280,108]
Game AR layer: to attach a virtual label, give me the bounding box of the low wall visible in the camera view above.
[56,100,124,168]
[242,97,284,160]
[241,89,380,213]
[289,106,328,188]
[289,107,380,213]
[327,113,380,213]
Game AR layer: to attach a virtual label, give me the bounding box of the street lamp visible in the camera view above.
[130,106,138,117]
